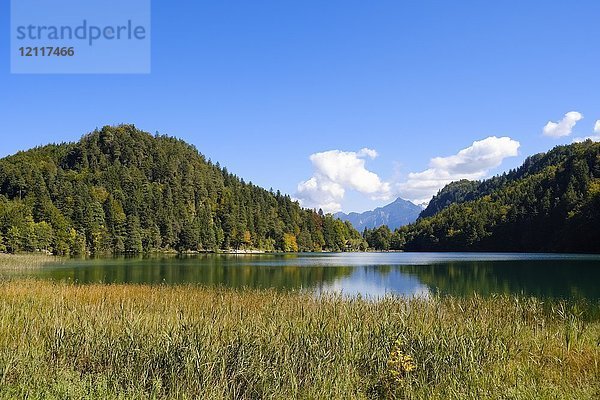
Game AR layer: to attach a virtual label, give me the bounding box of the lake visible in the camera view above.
[12,252,600,299]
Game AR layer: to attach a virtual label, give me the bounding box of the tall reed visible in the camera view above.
[0,281,598,399]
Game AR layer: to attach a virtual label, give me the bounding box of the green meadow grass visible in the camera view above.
[0,280,598,399]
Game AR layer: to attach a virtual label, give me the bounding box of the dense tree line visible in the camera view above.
[0,125,365,255]
[364,141,600,253]
[362,226,404,251]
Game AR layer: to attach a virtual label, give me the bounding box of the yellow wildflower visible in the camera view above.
[387,339,416,382]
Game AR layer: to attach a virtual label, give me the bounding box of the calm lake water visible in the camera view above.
[13,252,600,299]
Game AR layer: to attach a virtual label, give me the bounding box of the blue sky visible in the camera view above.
[1,1,599,212]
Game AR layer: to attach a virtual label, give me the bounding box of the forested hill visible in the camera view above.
[0,125,364,255]
[419,145,585,219]
[398,140,600,253]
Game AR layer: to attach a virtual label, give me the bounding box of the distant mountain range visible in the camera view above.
[335,198,422,231]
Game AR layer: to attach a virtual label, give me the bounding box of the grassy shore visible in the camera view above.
[0,253,60,271]
[0,281,598,399]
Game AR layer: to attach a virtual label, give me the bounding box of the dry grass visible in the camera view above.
[0,280,598,399]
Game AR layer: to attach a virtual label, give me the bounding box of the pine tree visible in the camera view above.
[125,215,143,253]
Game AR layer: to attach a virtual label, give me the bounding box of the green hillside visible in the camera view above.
[0,125,364,255]
[395,140,600,253]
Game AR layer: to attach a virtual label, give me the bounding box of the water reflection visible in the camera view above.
[14,253,600,299]
[32,255,354,290]
[400,260,600,299]
[317,267,431,298]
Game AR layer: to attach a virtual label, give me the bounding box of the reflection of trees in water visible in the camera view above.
[38,254,355,290]
[375,265,392,276]
[398,261,600,299]
[29,255,600,299]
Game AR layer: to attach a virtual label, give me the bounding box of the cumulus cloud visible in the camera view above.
[357,148,378,158]
[573,136,600,143]
[543,111,583,137]
[572,119,600,143]
[296,148,390,213]
[398,136,520,204]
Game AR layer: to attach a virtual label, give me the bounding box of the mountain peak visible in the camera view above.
[335,197,421,230]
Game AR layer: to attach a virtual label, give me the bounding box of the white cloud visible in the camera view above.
[398,136,520,204]
[357,148,378,158]
[296,148,390,213]
[542,111,583,137]
[573,120,600,142]
[573,136,600,143]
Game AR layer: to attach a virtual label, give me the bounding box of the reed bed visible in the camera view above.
[0,280,598,399]
[0,253,60,271]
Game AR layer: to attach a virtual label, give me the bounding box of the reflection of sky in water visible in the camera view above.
[247,252,600,267]
[314,267,430,298]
